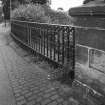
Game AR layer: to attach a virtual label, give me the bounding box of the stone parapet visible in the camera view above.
[69,4,105,16]
[69,5,105,28]
[69,2,105,97]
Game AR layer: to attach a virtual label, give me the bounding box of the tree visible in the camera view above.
[31,0,47,4]
[1,0,48,20]
[18,0,31,4]
[83,0,94,4]
[83,0,105,4]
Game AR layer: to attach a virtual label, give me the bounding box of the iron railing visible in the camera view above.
[11,20,75,71]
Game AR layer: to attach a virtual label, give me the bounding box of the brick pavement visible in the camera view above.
[0,30,79,105]
[0,23,16,105]
[0,23,102,105]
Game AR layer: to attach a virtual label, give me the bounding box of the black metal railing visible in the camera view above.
[11,20,75,71]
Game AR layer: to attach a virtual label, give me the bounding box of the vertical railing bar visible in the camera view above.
[53,31,56,61]
[32,28,34,50]
[37,28,39,52]
[33,29,35,50]
[42,29,44,54]
[39,28,40,53]
[36,28,39,53]
[38,28,40,53]
[72,27,75,71]
[33,28,35,50]
[29,25,31,46]
[50,30,52,59]
[47,30,49,57]
[67,28,70,63]
[43,29,45,56]
[31,28,33,49]
[40,28,41,53]
[33,35,35,50]
[51,31,53,60]
[57,29,60,63]
[30,27,32,48]
[25,23,27,43]
[62,29,65,65]
[27,23,29,46]
[41,28,43,54]
[29,24,30,46]
[32,28,34,49]
[35,28,37,51]
[30,26,32,48]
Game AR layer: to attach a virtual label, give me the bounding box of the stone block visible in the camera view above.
[89,49,105,73]
[75,28,105,51]
[76,45,89,64]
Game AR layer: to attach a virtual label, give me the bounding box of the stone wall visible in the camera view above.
[69,4,105,95]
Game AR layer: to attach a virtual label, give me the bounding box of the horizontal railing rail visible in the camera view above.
[11,19,75,72]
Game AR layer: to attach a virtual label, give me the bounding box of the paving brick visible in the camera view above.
[36,96,42,102]
[15,93,21,98]
[17,99,26,105]
[35,103,41,105]
[14,89,22,94]
[39,87,47,91]
[41,99,51,105]
[28,95,37,101]
[50,94,59,100]
[30,87,39,91]
[27,100,36,105]
[45,89,54,93]
[48,101,58,105]
[25,92,33,98]
[57,103,63,105]
[3,34,101,105]
[16,96,25,101]
[22,90,29,95]
[13,87,21,91]
[62,101,69,105]
[32,90,40,94]
[50,91,57,96]
[37,92,44,96]
[69,98,79,105]
[56,98,64,103]
[43,93,51,98]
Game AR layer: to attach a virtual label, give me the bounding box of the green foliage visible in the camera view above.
[83,0,94,4]
[31,0,47,4]
[17,0,47,4]
[11,4,51,23]
[11,4,72,25]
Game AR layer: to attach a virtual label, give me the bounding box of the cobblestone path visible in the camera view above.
[0,24,80,105]
[0,23,16,105]
[1,23,103,105]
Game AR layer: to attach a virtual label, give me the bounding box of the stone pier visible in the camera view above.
[69,0,105,96]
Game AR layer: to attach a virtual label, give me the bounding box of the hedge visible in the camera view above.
[11,4,73,25]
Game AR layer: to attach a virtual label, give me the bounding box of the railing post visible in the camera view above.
[57,28,60,63]
[29,26,32,48]
[47,30,49,57]
[69,27,75,81]
[63,27,75,82]
[62,28,64,65]
[27,23,30,46]
[53,31,56,61]
[43,29,46,56]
